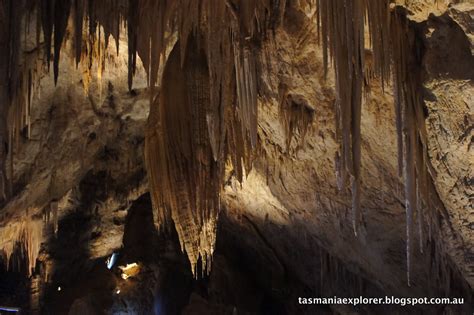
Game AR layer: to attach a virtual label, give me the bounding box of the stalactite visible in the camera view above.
[366,0,391,87]
[50,200,58,235]
[0,2,11,201]
[416,179,424,254]
[394,80,404,178]
[40,0,54,67]
[234,43,259,149]
[403,89,417,287]
[316,244,374,298]
[53,0,71,84]
[0,217,43,276]
[363,49,375,93]
[73,0,85,67]
[279,90,315,152]
[335,152,345,191]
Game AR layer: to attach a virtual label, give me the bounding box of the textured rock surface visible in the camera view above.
[423,5,474,287]
[0,1,473,314]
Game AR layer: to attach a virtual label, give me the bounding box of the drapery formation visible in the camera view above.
[144,1,281,274]
[0,0,452,284]
[145,38,221,274]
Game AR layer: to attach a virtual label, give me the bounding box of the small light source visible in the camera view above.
[106,252,119,270]
[116,289,121,295]
[57,286,61,292]
[0,306,21,313]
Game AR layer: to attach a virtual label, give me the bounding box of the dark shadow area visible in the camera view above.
[40,169,118,314]
[110,193,193,315]
[188,211,332,315]
[41,209,116,315]
[193,211,473,314]
[121,193,160,262]
[0,246,30,314]
[423,13,474,80]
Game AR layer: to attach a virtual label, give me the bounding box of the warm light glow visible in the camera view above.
[57,286,61,292]
[118,263,140,280]
[121,273,129,280]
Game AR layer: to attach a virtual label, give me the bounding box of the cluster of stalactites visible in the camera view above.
[278,87,315,152]
[1,0,285,276]
[39,0,125,84]
[391,8,431,287]
[0,217,43,276]
[142,0,286,275]
[317,0,432,285]
[0,0,127,202]
[144,36,251,276]
[2,0,277,184]
[0,1,118,274]
[319,247,367,297]
[0,0,44,202]
[317,0,392,237]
